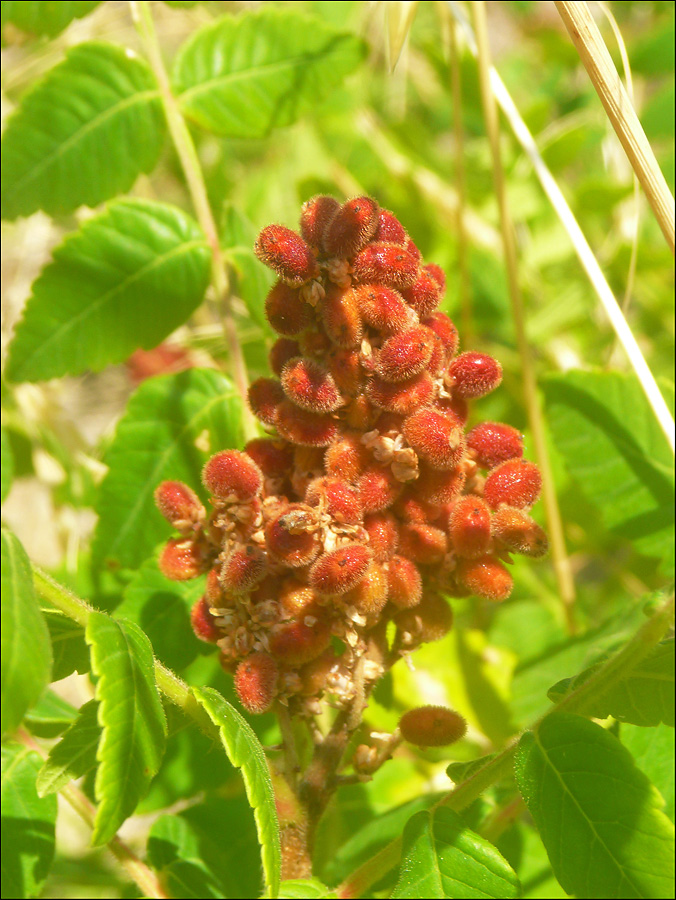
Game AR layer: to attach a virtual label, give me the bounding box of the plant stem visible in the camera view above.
[17,729,169,900]
[129,0,256,441]
[555,1,675,255]
[446,0,676,456]
[471,0,577,635]
[338,592,674,898]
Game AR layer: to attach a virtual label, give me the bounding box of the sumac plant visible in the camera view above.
[1,3,674,900]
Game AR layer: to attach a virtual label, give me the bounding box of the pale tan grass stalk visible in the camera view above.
[446,0,675,454]
[384,0,419,72]
[555,1,675,255]
[470,1,577,634]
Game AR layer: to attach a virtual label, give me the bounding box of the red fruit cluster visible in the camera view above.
[155,197,547,718]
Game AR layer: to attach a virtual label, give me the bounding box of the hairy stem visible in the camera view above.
[472,0,577,634]
[17,729,169,900]
[129,0,256,440]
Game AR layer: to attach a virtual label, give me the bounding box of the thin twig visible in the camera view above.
[446,1,675,455]
[17,729,169,900]
[555,0,675,255]
[276,702,301,790]
[471,1,577,634]
[129,1,257,441]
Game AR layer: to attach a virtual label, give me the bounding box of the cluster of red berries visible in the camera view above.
[155,197,547,724]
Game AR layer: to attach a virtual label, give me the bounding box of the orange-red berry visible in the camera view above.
[154,481,205,530]
[455,555,513,601]
[387,556,422,608]
[244,438,294,480]
[265,281,313,335]
[352,243,419,291]
[305,476,362,524]
[159,538,207,581]
[466,422,524,470]
[423,263,446,293]
[395,593,453,645]
[492,506,549,558]
[309,544,373,596]
[321,284,364,348]
[376,327,436,382]
[298,328,334,358]
[363,512,399,561]
[235,652,278,714]
[255,225,319,286]
[448,496,492,559]
[416,465,466,505]
[279,579,318,618]
[399,523,448,565]
[483,459,542,510]
[354,283,411,334]
[202,450,263,501]
[323,196,379,258]
[205,567,226,605]
[366,371,434,415]
[358,466,403,512]
[268,608,332,664]
[325,434,369,482]
[399,706,467,747]
[422,312,459,359]
[403,408,464,470]
[448,352,502,399]
[281,357,343,413]
[342,561,389,615]
[374,208,408,245]
[220,543,268,594]
[300,195,340,249]
[269,338,301,377]
[401,270,442,318]
[276,400,338,447]
[327,348,362,396]
[265,505,321,568]
[190,596,222,643]
[248,377,284,426]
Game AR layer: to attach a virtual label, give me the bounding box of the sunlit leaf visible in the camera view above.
[192,686,281,898]
[1,426,13,503]
[622,722,675,823]
[6,199,210,383]
[93,368,244,569]
[1,529,52,738]
[24,689,78,738]
[391,808,520,898]
[173,8,366,138]
[1,744,57,900]
[43,610,90,681]
[276,879,337,898]
[2,2,100,38]
[36,700,101,797]
[516,713,675,899]
[85,612,167,845]
[222,203,274,330]
[1,43,163,219]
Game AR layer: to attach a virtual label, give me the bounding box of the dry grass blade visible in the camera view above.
[384,0,419,72]
[555,0,675,256]
[446,0,675,455]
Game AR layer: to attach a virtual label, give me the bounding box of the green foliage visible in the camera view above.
[516,714,675,899]
[1,744,57,900]
[23,689,78,738]
[6,199,211,382]
[1,529,52,738]
[1,426,13,503]
[85,612,167,844]
[36,699,100,797]
[1,43,163,219]
[2,1,101,39]
[172,8,367,138]
[621,723,675,823]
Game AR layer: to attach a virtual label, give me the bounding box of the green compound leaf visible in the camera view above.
[547,639,675,727]
[192,686,281,899]
[117,554,206,672]
[391,808,520,899]
[6,199,210,383]
[622,723,675,824]
[1,426,13,503]
[2,2,100,38]
[1,528,52,738]
[85,612,167,845]
[515,713,675,899]
[172,8,367,138]
[543,371,675,575]
[43,610,90,681]
[36,699,101,797]
[1,43,163,220]
[1,744,57,900]
[93,368,245,570]
[24,689,78,738]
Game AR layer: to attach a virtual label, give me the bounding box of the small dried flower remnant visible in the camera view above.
[154,196,548,719]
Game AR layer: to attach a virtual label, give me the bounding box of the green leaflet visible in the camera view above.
[1,529,52,738]
[6,199,210,383]
[93,368,244,569]
[1,426,13,503]
[391,808,521,898]
[1,744,58,900]
[515,713,675,899]
[36,699,101,797]
[172,8,367,138]
[85,612,167,845]
[192,686,281,899]
[24,689,78,738]
[622,723,675,823]
[1,2,100,38]
[1,42,163,219]
[547,639,675,727]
